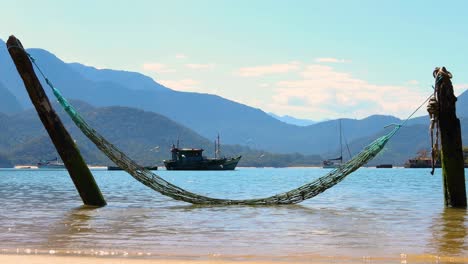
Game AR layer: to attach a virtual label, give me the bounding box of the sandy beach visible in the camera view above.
[0,254,337,264]
[2,253,468,264]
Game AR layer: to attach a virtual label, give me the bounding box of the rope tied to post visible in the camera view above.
[427,94,439,175]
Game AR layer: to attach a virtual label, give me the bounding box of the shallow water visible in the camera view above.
[0,167,467,262]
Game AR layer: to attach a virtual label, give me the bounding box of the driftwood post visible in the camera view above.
[434,67,466,208]
[6,35,106,207]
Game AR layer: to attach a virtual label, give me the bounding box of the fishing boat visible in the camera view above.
[163,135,241,170]
[322,119,351,169]
[404,148,468,168]
[404,149,441,168]
[37,157,65,169]
[404,158,440,168]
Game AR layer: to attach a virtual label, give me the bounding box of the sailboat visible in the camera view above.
[322,119,351,169]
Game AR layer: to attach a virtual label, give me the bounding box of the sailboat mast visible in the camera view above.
[217,133,221,158]
[214,140,217,159]
[339,119,343,163]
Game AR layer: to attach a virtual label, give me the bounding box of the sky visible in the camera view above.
[1,0,467,121]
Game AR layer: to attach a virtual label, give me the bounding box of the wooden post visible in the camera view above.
[434,67,466,207]
[6,36,106,207]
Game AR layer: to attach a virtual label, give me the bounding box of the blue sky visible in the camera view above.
[1,0,467,120]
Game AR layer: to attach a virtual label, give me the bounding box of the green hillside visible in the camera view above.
[0,152,12,167]
[0,81,22,113]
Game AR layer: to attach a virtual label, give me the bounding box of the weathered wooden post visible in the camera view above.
[6,35,106,206]
[434,67,466,207]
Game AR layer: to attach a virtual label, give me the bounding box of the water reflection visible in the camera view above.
[429,208,468,256]
[46,205,98,250]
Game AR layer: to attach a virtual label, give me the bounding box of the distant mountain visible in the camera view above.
[344,124,431,166]
[269,113,316,126]
[69,63,169,92]
[457,89,468,118]
[289,115,402,156]
[344,117,468,166]
[0,101,322,167]
[0,80,22,113]
[1,38,467,158]
[0,39,28,109]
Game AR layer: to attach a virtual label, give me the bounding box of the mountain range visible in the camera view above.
[0,80,22,113]
[268,113,317,126]
[0,38,467,167]
[0,100,322,167]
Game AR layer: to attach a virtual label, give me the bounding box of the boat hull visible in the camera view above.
[108,166,158,171]
[322,164,341,169]
[376,164,393,168]
[404,158,441,168]
[164,156,241,170]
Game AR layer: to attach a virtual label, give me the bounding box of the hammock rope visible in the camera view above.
[17,49,422,205]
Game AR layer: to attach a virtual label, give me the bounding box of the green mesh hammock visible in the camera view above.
[51,87,400,205]
[27,52,402,205]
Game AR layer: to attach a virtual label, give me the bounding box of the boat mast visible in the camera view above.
[339,119,343,163]
[214,140,217,159]
[217,133,221,158]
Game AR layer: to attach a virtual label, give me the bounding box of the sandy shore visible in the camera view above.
[0,254,330,264]
[2,254,468,264]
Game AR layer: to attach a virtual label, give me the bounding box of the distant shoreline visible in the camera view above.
[2,166,412,170]
[10,165,108,170]
[0,165,436,170]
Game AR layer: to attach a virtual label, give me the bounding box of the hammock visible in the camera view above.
[25,51,403,205]
[49,86,402,205]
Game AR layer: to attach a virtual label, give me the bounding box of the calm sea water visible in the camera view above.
[0,167,467,262]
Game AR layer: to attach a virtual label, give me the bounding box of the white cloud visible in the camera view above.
[236,62,300,77]
[315,57,350,63]
[185,63,216,70]
[142,63,175,73]
[407,80,420,85]
[175,54,187,59]
[158,79,201,92]
[271,64,427,119]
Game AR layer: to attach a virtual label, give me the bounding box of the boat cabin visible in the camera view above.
[171,147,205,162]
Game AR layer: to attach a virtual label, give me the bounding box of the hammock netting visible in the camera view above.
[50,86,400,205]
